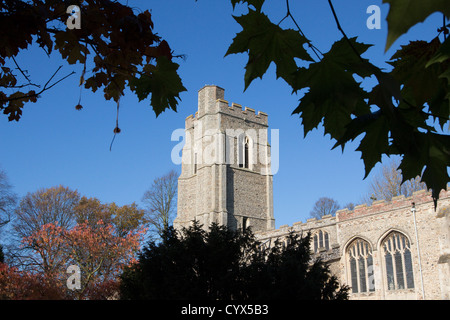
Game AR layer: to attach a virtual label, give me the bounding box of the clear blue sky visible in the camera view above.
[0,0,444,228]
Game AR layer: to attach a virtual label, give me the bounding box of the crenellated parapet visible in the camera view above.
[254,186,450,264]
[256,213,337,240]
[216,99,268,127]
[257,187,450,240]
[184,85,269,129]
[336,188,450,222]
[255,214,339,252]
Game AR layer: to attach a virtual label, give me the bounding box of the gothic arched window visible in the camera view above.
[244,136,249,169]
[313,230,330,253]
[347,238,375,293]
[382,232,415,291]
[194,153,197,174]
[238,135,251,169]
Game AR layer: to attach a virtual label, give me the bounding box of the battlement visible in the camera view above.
[256,187,450,240]
[216,98,268,126]
[256,213,337,239]
[185,86,268,129]
[336,188,450,222]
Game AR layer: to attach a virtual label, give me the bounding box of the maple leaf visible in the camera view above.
[292,37,372,141]
[131,56,186,116]
[382,0,450,51]
[1,1,184,122]
[226,9,312,90]
[226,0,450,205]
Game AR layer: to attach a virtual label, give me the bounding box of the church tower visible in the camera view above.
[174,85,275,232]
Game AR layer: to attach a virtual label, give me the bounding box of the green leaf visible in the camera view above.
[389,38,450,130]
[131,56,186,116]
[226,9,312,90]
[293,37,374,90]
[357,115,391,179]
[426,37,450,67]
[333,111,390,178]
[398,151,427,183]
[390,39,443,106]
[382,0,450,51]
[397,131,450,207]
[292,37,372,140]
[421,134,450,204]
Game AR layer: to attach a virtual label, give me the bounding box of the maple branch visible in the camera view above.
[11,56,33,85]
[279,0,322,61]
[0,66,75,103]
[327,0,365,64]
[3,83,40,89]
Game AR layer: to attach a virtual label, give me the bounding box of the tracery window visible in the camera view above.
[244,137,249,169]
[347,238,375,293]
[382,232,415,290]
[239,135,251,169]
[194,153,198,174]
[313,230,329,252]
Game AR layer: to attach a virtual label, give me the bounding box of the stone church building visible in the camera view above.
[174,85,450,300]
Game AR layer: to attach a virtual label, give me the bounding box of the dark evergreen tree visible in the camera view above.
[120,221,348,300]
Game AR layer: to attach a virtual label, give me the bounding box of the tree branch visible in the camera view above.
[0,66,75,103]
[11,56,33,85]
[278,0,322,61]
[327,0,364,63]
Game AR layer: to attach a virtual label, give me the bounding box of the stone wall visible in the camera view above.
[255,189,450,300]
[175,85,275,233]
[175,85,450,300]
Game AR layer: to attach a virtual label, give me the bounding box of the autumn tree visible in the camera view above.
[11,195,147,299]
[10,185,80,271]
[0,262,65,299]
[141,170,178,240]
[61,220,144,299]
[20,222,66,277]
[226,0,450,207]
[1,0,185,129]
[13,185,80,240]
[11,219,144,300]
[74,196,145,237]
[9,187,146,293]
[309,197,340,219]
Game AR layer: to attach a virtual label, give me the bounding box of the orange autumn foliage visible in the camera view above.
[2,220,146,299]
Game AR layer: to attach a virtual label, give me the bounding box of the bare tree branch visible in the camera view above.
[0,66,75,103]
[362,158,427,203]
[142,170,178,240]
[0,168,17,229]
[309,197,340,219]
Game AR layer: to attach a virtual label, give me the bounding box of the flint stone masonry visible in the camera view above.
[175,85,450,300]
[256,188,450,300]
[174,85,275,233]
